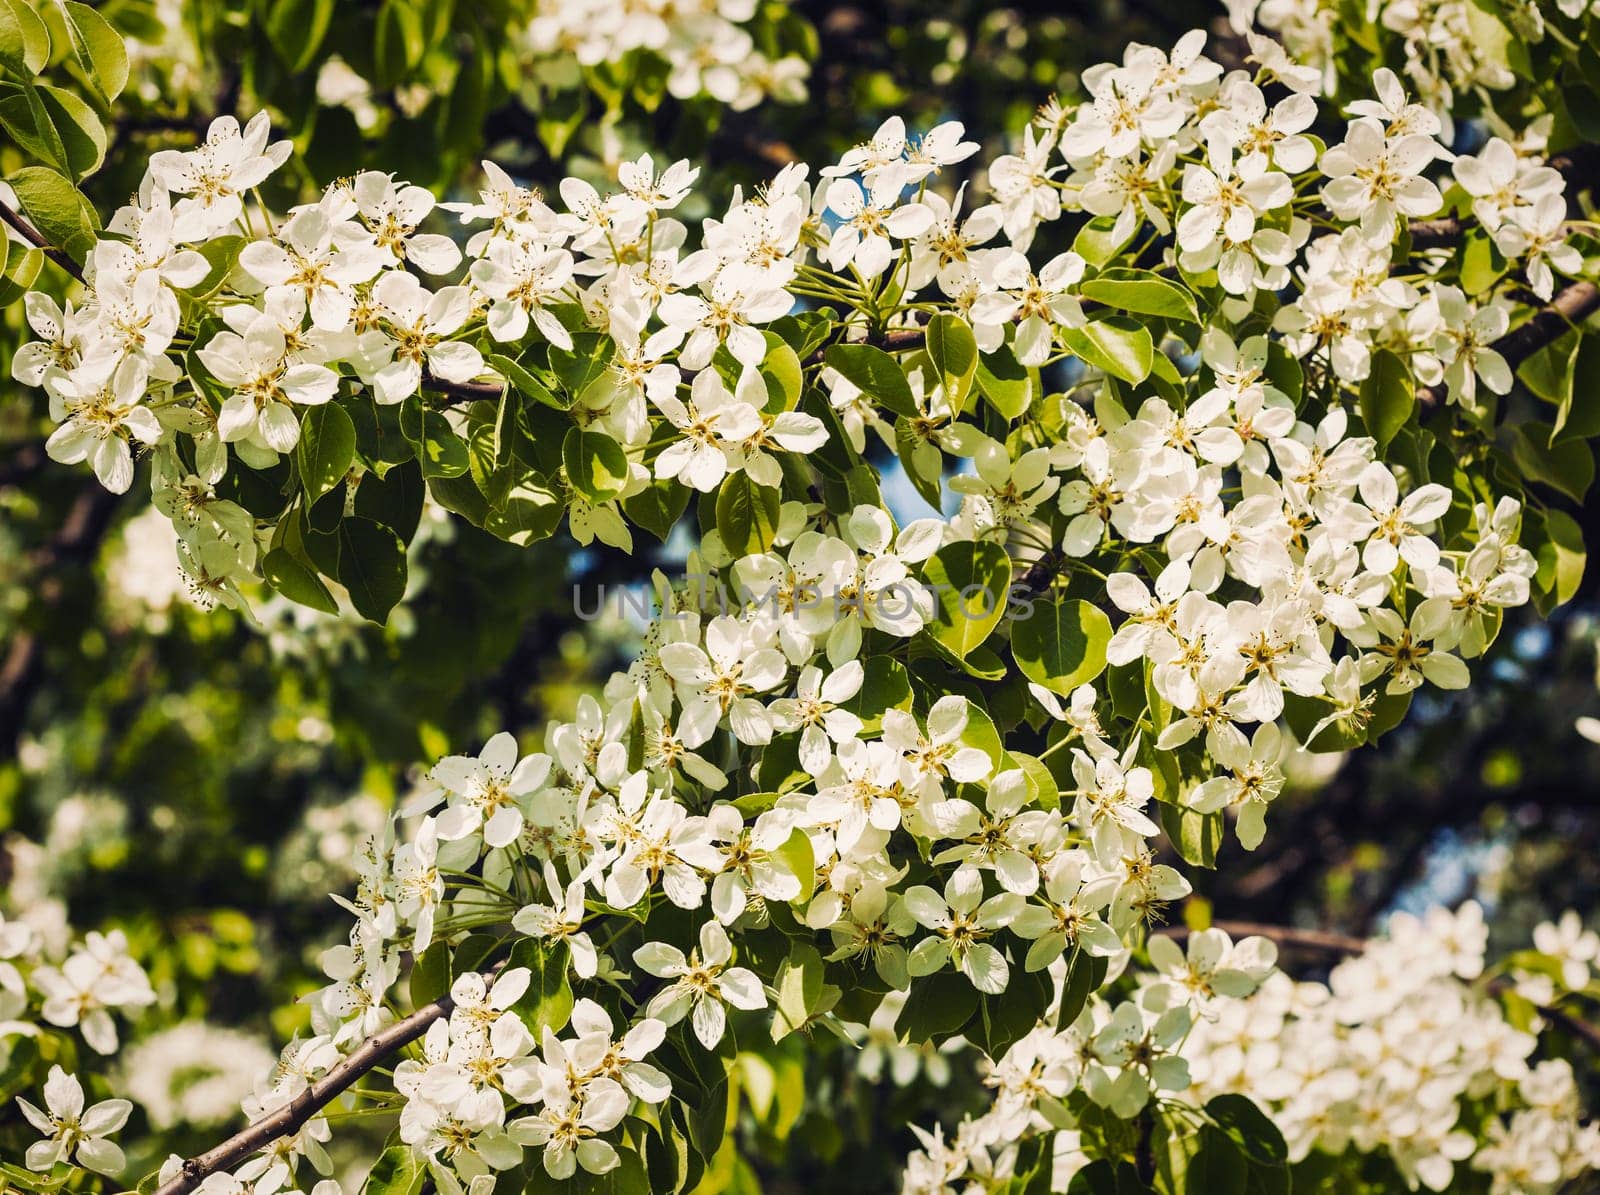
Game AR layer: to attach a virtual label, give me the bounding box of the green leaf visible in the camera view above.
[1520,332,1577,406]
[924,313,978,407]
[295,403,356,505]
[1265,342,1302,405]
[1512,425,1595,503]
[487,352,566,410]
[374,0,424,85]
[771,943,826,1041]
[400,401,469,480]
[0,244,42,308]
[973,343,1032,419]
[361,1141,426,1195]
[895,417,944,511]
[1160,801,1221,869]
[262,547,338,614]
[896,971,976,1044]
[1282,692,1366,753]
[838,656,913,734]
[0,0,50,77]
[179,235,246,299]
[758,338,803,414]
[260,0,335,72]
[483,477,563,546]
[563,428,629,502]
[1459,230,1510,296]
[507,938,574,1038]
[59,2,128,103]
[1554,337,1600,445]
[355,460,424,542]
[716,472,781,557]
[969,965,1051,1059]
[1539,508,1586,607]
[774,827,815,904]
[1056,947,1107,1030]
[7,166,97,261]
[33,85,102,179]
[923,540,1012,659]
[1011,598,1110,696]
[1079,268,1199,324]
[549,332,615,402]
[1071,215,1135,270]
[1186,1131,1249,1191]
[824,343,917,418]
[1060,316,1153,383]
[408,940,450,1008]
[623,478,690,542]
[349,394,415,470]
[334,517,408,623]
[1359,348,1413,453]
[1206,1094,1288,1167]
[0,83,66,173]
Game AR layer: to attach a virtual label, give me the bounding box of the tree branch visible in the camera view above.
[0,200,85,283]
[423,372,504,405]
[151,984,468,1195]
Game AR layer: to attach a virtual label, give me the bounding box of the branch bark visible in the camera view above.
[151,985,466,1195]
[0,199,85,283]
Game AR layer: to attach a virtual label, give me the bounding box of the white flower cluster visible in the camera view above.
[119,1022,279,1131]
[122,0,805,138]
[1,913,155,1056]
[1184,906,1600,1193]
[901,907,1600,1194]
[243,420,1526,1189]
[1452,129,1584,301]
[1235,0,1541,125]
[520,0,808,112]
[11,26,1576,629]
[900,924,1279,1193]
[6,21,1589,1194]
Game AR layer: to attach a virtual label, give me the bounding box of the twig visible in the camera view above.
[1488,978,1600,1053]
[423,372,503,405]
[151,983,471,1195]
[0,200,85,283]
[801,325,927,367]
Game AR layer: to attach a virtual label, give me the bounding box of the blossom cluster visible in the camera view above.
[246,415,1528,1191]
[1235,0,1551,128]
[0,840,152,1179]
[4,15,1594,1195]
[117,0,807,140]
[902,906,1600,1194]
[518,0,808,113]
[0,911,155,1058]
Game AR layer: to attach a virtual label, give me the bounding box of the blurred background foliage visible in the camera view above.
[2,0,1598,1190]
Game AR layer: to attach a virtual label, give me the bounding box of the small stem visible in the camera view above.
[0,200,86,283]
